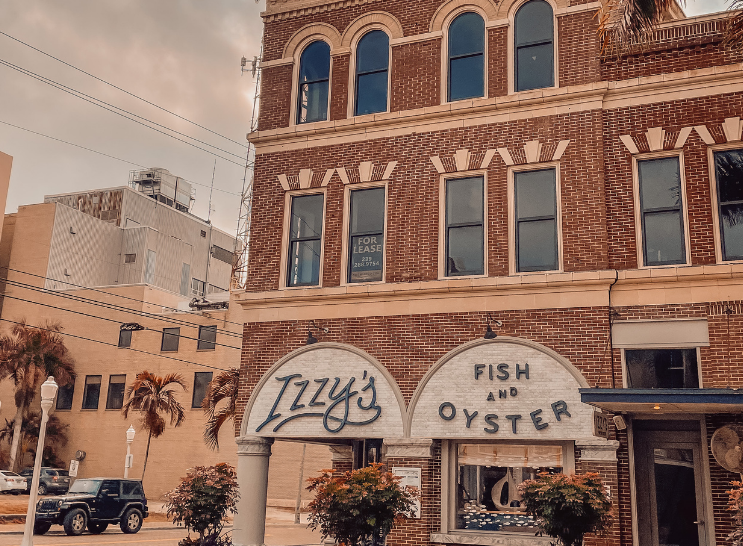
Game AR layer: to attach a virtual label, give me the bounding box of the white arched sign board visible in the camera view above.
[408,338,594,440]
[244,344,406,439]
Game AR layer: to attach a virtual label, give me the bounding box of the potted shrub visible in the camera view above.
[306,463,418,546]
[164,462,239,546]
[518,472,612,546]
[728,480,743,545]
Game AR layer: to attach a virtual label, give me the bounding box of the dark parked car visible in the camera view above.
[19,468,70,495]
[33,478,148,536]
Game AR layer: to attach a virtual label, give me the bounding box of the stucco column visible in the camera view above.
[234,436,274,546]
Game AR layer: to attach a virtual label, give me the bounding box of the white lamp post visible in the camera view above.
[21,376,58,546]
[124,425,135,478]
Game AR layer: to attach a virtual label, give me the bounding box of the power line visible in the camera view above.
[0,59,247,167]
[0,119,243,196]
[0,317,230,372]
[0,31,248,148]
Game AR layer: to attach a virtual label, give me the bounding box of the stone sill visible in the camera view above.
[431,532,552,545]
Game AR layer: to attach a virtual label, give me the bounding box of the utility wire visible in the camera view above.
[0,265,248,332]
[0,31,247,148]
[0,317,230,372]
[0,119,243,196]
[0,59,246,167]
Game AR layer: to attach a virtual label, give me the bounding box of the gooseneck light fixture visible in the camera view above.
[306,320,330,345]
[484,314,503,339]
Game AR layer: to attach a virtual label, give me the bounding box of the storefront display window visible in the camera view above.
[456,444,562,532]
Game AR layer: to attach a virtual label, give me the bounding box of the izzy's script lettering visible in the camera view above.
[256,371,382,433]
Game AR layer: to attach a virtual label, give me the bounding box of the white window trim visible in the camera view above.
[341,180,388,286]
[632,150,691,269]
[346,27,392,119]
[440,7,490,105]
[620,347,704,389]
[507,0,559,95]
[438,169,489,280]
[508,162,564,276]
[440,439,575,535]
[279,188,327,290]
[290,37,334,128]
[707,142,743,264]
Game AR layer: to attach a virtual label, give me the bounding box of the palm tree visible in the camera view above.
[122,371,187,480]
[0,321,75,471]
[201,368,239,450]
[600,0,743,51]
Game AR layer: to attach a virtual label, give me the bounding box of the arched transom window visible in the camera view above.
[355,30,389,116]
[515,0,554,92]
[297,40,331,124]
[448,12,485,102]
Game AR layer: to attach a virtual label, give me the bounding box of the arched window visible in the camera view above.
[355,30,389,116]
[297,40,331,124]
[448,12,485,102]
[515,0,554,92]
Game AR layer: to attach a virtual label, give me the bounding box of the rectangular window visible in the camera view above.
[180,263,191,296]
[198,325,217,350]
[192,372,213,408]
[82,375,102,410]
[192,278,205,297]
[714,149,743,261]
[456,444,563,531]
[56,381,74,410]
[287,194,324,287]
[625,349,699,389]
[348,187,385,283]
[638,157,686,266]
[446,177,484,276]
[118,329,132,348]
[124,253,136,264]
[106,374,127,410]
[515,169,557,272]
[145,249,156,283]
[161,327,180,352]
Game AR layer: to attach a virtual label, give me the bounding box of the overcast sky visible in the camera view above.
[0,0,731,235]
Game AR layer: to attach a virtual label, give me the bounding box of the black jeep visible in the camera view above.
[33,477,148,536]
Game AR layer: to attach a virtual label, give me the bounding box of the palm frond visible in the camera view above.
[201,368,239,450]
[599,0,683,53]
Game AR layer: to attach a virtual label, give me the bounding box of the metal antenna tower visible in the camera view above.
[231,34,263,290]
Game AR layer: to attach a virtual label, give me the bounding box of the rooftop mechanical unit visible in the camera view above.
[129,168,194,213]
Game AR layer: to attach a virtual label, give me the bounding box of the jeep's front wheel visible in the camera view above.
[33,522,51,535]
[88,522,108,534]
[120,508,143,534]
[63,508,87,536]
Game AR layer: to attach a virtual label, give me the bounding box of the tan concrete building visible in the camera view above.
[0,169,330,500]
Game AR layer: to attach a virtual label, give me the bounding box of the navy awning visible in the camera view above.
[579,388,743,414]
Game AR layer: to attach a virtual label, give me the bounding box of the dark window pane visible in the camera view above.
[515,0,554,46]
[515,169,556,218]
[518,219,557,271]
[356,31,389,73]
[106,375,126,410]
[449,55,484,101]
[653,448,699,546]
[516,43,554,91]
[639,158,682,210]
[198,325,217,351]
[298,82,329,123]
[288,240,322,285]
[299,41,330,82]
[82,376,101,410]
[625,349,699,388]
[118,329,131,348]
[721,203,743,260]
[644,211,685,265]
[448,226,484,276]
[356,71,388,115]
[447,177,483,224]
[716,150,743,203]
[449,12,485,57]
[290,195,324,239]
[161,327,180,352]
[56,381,74,410]
[351,188,385,234]
[192,372,213,408]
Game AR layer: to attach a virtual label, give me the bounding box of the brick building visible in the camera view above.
[233,0,743,545]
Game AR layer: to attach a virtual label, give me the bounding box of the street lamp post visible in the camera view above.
[21,376,58,546]
[124,425,135,478]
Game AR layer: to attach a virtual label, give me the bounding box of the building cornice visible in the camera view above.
[248,63,743,154]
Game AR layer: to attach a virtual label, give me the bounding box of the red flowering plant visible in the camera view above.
[727,480,743,545]
[518,472,612,546]
[306,464,419,546]
[164,463,239,546]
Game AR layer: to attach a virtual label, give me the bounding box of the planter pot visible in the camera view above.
[362,531,387,546]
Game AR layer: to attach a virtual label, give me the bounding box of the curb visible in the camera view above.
[0,519,233,535]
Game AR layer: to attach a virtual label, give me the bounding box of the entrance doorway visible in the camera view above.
[633,421,707,546]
